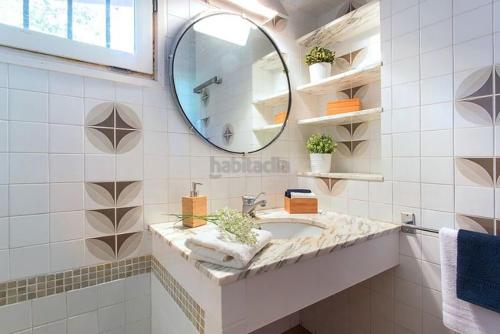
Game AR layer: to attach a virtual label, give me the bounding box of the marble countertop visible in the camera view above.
[150,209,401,285]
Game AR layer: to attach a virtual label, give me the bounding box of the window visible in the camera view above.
[0,0,154,74]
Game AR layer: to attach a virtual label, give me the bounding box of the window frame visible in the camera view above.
[0,0,154,74]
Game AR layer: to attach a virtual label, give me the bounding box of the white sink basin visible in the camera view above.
[258,220,325,239]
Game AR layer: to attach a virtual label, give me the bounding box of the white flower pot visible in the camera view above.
[309,62,332,83]
[310,153,332,173]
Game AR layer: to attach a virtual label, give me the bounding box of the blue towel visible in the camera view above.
[457,229,500,313]
[284,189,311,198]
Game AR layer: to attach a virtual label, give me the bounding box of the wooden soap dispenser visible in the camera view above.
[182,182,207,228]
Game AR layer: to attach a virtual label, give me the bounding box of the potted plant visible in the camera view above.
[306,134,337,173]
[305,46,335,83]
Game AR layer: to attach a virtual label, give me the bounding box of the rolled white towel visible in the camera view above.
[290,192,317,199]
[185,224,272,269]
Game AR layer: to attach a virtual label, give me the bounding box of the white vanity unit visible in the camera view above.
[150,209,400,334]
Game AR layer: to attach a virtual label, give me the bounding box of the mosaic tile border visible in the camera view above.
[0,255,151,307]
[152,256,205,334]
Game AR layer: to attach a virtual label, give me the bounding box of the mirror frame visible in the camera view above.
[168,11,292,155]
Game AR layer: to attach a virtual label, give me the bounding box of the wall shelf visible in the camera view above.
[297,0,380,48]
[297,107,382,126]
[253,124,283,132]
[296,62,381,95]
[298,172,384,190]
[254,51,287,72]
[253,91,289,108]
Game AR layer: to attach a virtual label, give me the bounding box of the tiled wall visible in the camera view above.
[300,0,500,333]
[0,0,306,332]
[0,273,151,334]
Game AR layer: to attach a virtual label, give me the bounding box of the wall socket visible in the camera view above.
[401,212,416,234]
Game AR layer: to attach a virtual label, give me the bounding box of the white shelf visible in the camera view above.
[254,51,287,71]
[297,0,380,48]
[298,172,384,182]
[296,62,381,95]
[253,124,283,132]
[253,91,289,108]
[297,107,382,126]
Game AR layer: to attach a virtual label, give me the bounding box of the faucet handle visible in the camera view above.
[242,192,265,204]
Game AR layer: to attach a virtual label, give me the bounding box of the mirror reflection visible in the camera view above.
[171,13,291,153]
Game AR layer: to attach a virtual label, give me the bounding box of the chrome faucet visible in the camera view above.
[242,192,267,217]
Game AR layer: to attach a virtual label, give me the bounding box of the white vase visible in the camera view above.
[309,62,332,83]
[310,153,332,173]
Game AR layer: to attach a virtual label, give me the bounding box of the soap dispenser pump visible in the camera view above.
[182,182,208,228]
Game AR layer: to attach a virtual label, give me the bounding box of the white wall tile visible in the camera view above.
[0,121,8,152]
[392,57,420,85]
[50,183,84,212]
[393,132,420,157]
[84,78,114,101]
[50,211,84,242]
[68,311,98,334]
[453,4,492,44]
[49,154,84,182]
[33,320,66,334]
[32,294,67,326]
[421,102,453,131]
[9,90,48,122]
[98,303,125,333]
[421,157,454,184]
[144,131,168,156]
[49,94,84,125]
[0,88,7,120]
[9,153,49,184]
[421,129,453,157]
[9,121,48,153]
[422,235,441,264]
[50,239,84,271]
[9,184,49,216]
[0,249,9,281]
[67,286,98,317]
[84,154,115,182]
[421,261,441,291]
[421,183,454,211]
[392,31,419,61]
[454,126,493,157]
[392,6,419,38]
[392,107,420,133]
[0,218,8,249]
[50,125,84,154]
[420,0,452,27]
[455,185,494,217]
[0,301,32,334]
[393,157,420,182]
[10,244,49,278]
[9,214,49,248]
[454,35,493,73]
[421,47,453,79]
[0,63,7,88]
[393,181,421,207]
[49,72,84,97]
[0,185,7,217]
[420,19,452,53]
[421,75,453,105]
[392,81,420,109]
[422,209,454,230]
[9,65,48,92]
[115,84,143,105]
[453,0,492,15]
[98,280,125,307]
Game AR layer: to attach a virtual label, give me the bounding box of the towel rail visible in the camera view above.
[401,224,439,234]
[401,212,439,234]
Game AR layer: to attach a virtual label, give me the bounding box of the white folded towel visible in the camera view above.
[185,224,272,269]
[440,228,500,334]
[290,192,317,199]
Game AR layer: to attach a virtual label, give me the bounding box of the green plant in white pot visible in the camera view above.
[306,46,335,83]
[306,134,337,173]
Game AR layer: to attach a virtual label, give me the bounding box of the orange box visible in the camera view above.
[273,111,287,124]
[326,98,361,115]
[284,197,318,214]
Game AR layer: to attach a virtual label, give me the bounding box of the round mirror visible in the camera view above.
[169,12,291,154]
